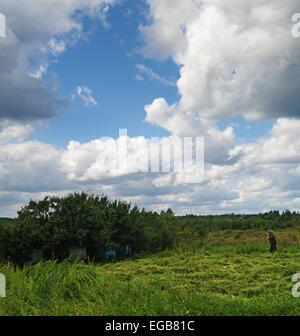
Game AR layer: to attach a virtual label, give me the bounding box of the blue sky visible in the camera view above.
[0,0,300,217]
[31,0,273,149]
[34,1,179,147]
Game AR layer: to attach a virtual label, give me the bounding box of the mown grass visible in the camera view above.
[0,236,300,316]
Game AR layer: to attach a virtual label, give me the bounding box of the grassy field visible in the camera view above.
[1,229,300,316]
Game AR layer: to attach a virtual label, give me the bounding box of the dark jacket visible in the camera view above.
[268,230,276,242]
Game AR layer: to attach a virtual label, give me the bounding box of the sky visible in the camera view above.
[0,0,300,217]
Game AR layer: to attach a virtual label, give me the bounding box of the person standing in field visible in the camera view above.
[265,228,277,253]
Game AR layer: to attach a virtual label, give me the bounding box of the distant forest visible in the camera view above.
[0,192,299,264]
[179,210,300,231]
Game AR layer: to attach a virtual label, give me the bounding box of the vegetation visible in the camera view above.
[1,192,300,265]
[0,192,177,264]
[0,218,15,225]
[1,193,300,316]
[180,210,300,231]
[1,239,300,316]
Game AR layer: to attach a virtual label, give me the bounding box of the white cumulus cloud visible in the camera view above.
[72,86,99,107]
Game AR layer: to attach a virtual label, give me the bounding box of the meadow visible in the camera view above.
[0,229,300,316]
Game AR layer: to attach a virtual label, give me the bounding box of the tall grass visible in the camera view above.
[1,239,300,316]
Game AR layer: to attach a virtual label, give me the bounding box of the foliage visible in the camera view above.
[1,241,300,316]
[179,210,300,232]
[0,193,177,263]
[0,193,300,265]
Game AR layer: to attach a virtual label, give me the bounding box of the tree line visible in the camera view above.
[0,192,299,264]
[180,210,300,231]
[0,192,178,264]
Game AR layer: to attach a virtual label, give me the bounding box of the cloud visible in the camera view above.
[136,64,176,86]
[135,74,144,81]
[140,0,300,121]
[2,118,300,216]
[139,0,200,61]
[0,140,68,193]
[208,118,300,212]
[2,1,300,217]
[48,39,67,56]
[0,120,33,144]
[71,86,99,107]
[0,0,117,122]
[29,65,47,80]
[0,73,68,121]
[0,126,230,215]
[144,98,237,165]
[232,118,300,166]
[130,0,300,214]
[138,0,300,171]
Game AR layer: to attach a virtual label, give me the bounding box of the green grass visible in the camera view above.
[1,243,300,316]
